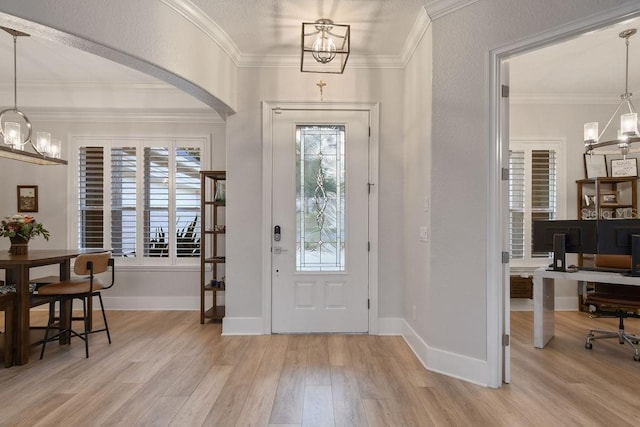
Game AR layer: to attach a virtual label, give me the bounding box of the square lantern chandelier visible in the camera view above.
[301,19,350,74]
[584,28,640,157]
[0,27,66,165]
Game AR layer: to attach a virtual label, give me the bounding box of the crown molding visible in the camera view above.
[237,53,407,69]
[23,108,223,124]
[160,0,241,66]
[423,0,481,20]
[400,7,432,67]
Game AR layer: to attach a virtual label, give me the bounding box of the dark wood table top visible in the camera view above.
[0,249,104,267]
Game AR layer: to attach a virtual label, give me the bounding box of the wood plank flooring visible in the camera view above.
[1,310,640,426]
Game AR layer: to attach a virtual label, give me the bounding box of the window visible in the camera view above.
[509,141,565,264]
[75,137,205,265]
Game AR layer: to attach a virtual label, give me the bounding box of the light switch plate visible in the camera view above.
[419,226,429,242]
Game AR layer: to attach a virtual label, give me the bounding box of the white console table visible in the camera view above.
[532,267,640,348]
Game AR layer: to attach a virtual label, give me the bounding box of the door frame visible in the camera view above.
[488,5,640,387]
[261,101,380,334]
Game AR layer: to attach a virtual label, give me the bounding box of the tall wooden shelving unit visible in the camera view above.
[200,170,226,323]
[576,176,638,310]
[576,177,638,267]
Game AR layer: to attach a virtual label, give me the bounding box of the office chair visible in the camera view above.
[36,252,115,359]
[584,255,640,361]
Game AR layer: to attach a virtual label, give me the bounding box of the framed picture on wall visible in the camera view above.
[17,185,38,212]
[584,153,607,178]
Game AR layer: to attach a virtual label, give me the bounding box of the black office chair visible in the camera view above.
[36,252,115,359]
[584,255,640,361]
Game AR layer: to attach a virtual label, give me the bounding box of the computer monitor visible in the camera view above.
[596,219,640,276]
[532,220,598,271]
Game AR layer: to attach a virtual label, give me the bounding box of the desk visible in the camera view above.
[533,267,640,348]
[0,249,98,365]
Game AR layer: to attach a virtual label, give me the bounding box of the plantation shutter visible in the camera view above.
[144,147,170,257]
[509,150,525,259]
[76,137,204,264]
[175,147,202,257]
[78,147,104,249]
[531,149,557,257]
[509,147,557,260]
[111,147,137,257]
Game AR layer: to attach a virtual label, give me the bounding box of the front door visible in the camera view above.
[271,109,370,333]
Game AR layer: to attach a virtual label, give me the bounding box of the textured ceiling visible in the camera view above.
[190,0,424,58]
[509,16,640,101]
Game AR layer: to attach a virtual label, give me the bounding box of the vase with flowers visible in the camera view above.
[0,214,50,255]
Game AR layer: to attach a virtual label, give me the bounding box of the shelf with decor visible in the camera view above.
[576,176,638,310]
[576,177,637,221]
[200,170,226,323]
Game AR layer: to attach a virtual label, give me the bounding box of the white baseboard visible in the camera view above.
[222,317,263,335]
[100,296,199,310]
[403,320,489,387]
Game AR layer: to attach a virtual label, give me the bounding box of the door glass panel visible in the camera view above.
[296,125,345,272]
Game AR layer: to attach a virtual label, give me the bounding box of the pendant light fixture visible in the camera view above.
[584,28,640,156]
[0,26,66,165]
[301,19,350,74]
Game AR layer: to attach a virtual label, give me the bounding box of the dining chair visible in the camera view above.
[36,251,115,359]
[0,292,14,367]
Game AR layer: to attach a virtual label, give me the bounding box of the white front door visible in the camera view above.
[271,109,370,333]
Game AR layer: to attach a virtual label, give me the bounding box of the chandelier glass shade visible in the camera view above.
[301,19,350,74]
[0,27,66,165]
[584,28,640,156]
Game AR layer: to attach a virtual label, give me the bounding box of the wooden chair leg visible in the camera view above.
[3,303,13,368]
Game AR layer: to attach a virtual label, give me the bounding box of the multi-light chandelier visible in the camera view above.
[584,28,640,156]
[0,26,65,165]
[301,19,350,74]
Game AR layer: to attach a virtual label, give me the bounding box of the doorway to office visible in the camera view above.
[493,9,640,384]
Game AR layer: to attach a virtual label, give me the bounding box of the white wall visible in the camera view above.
[225,66,406,329]
[429,0,637,383]
[402,16,433,344]
[0,117,226,309]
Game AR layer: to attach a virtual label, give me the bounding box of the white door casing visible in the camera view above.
[262,102,379,335]
[500,61,511,384]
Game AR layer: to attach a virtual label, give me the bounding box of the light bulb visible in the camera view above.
[312,35,336,63]
[4,121,20,146]
[621,112,638,136]
[584,122,599,144]
[36,131,51,155]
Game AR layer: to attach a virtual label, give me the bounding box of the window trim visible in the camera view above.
[69,135,210,267]
[509,138,566,268]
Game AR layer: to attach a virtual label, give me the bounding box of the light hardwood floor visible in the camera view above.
[1,310,640,426]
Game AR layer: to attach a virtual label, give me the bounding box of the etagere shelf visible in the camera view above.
[575,176,638,310]
[200,170,226,323]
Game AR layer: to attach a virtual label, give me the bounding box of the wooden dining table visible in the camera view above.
[0,249,102,365]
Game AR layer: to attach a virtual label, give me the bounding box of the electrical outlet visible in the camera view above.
[423,196,430,211]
